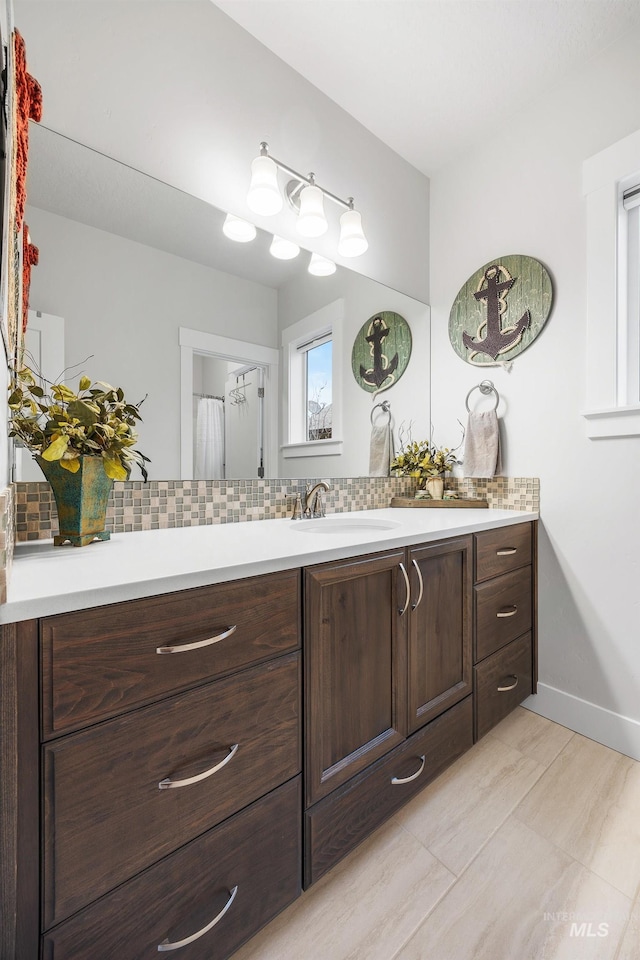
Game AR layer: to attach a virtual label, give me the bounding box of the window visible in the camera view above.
[620,182,640,404]
[301,335,332,440]
[583,128,640,438]
[281,299,343,459]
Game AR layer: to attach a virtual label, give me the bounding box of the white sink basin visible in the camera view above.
[292,517,401,534]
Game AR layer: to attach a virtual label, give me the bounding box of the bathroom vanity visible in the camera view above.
[0,509,537,959]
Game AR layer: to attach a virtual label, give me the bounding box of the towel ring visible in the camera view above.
[371,400,392,425]
[465,380,499,413]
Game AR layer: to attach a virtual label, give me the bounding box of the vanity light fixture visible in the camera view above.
[269,235,300,260]
[308,253,336,276]
[222,213,257,243]
[247,142,368,256]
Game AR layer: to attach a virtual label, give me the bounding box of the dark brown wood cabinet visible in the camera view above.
[473,523,537,740]
[0,519,537,959]
[304,549,407,806]
[33,571,302,959]
[304,534,475,885]
[408,537,472,733]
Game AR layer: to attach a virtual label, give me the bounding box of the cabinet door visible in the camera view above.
[305,550,408,806]
[408,536,472,733]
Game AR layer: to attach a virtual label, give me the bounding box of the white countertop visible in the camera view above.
[3,508,538,624]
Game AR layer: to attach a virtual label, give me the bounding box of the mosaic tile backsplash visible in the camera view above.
[14,475,539,542]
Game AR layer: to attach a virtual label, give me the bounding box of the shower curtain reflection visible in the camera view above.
[195,397,225,479]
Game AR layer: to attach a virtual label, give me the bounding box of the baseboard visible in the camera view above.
[522,683,640,762]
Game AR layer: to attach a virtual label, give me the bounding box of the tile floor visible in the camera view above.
[234,707,640,960]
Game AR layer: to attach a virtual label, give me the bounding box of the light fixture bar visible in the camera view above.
[258,142,353,212]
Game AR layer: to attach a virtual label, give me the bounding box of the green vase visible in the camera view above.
[36,455,113,546]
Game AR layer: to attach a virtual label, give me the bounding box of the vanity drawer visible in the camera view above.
[304,696,472,888]
[475,565,532,662]
[43,653,301,928]
[42,776,302,960]
[475,523,532,583]
[474,633,533,740]
[41,568,301,737]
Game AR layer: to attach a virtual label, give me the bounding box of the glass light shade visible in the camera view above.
[296,184,328,237]
[338,208,368,257]
[222,213,257,243]
[308,253,336,276]
[269,235,300,260]
[246,155,283,216]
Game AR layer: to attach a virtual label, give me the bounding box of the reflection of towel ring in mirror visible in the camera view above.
[465,380,499,413]
[370,400,392,425]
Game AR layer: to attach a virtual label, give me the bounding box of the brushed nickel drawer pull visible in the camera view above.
[157,884,238,951]
[411,559,424,611]
[398,562,411,616]
[496,606,518,618]
[496,547,517,556]
[498,675,518,692]
[158,743,239,790]
[391,754,426,785]
[156,624,236,655]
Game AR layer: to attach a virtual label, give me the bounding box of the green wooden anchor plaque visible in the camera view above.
[351,311,412,394]
[449,254,553,365]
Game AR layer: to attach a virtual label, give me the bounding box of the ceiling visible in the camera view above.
[213,0,640,176]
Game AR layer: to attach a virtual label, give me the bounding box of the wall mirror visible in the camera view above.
[24,123,431,480]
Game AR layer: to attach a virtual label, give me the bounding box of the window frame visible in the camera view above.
[281,299,343,460]
[582,128,640,438]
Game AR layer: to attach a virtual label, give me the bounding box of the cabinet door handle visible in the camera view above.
[410,559,424,611]
[157,885,238,951]
[156,624,236,655]
[398,562,411,616]
[496,606,517,618]
[391,754,426,785]
[496,548,517,556]
[498,675,519,692]
[158,743,239,790]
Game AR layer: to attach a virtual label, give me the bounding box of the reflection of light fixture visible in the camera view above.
[222,213,257,242]
[269,235,300,260]
[308,253,336,276]
[247,142,368,256]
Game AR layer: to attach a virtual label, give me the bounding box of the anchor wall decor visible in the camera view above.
[351,311,412,394]
[449,254,553,365]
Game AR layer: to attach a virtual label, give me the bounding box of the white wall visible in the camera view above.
[15,0,430,302]
[26,205,277,478]
[278,270,430,478]
[430,28,640,757]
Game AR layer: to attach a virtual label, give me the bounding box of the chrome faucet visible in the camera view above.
[303,480,331,519]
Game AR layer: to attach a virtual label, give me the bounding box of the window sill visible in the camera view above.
[281,439,344,459]
[582,405,640,439]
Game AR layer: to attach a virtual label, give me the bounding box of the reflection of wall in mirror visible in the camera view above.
[278,270,431,479]
[26,204,278,478]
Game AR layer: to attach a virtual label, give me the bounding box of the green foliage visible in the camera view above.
[8,366,150,482]
[391,439,457,480]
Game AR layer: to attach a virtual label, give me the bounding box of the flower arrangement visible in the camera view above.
[8,365,149,481]
[391,438,458,482]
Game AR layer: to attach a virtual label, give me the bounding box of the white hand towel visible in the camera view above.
[369,422,394,477]
[463,410,502,478]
